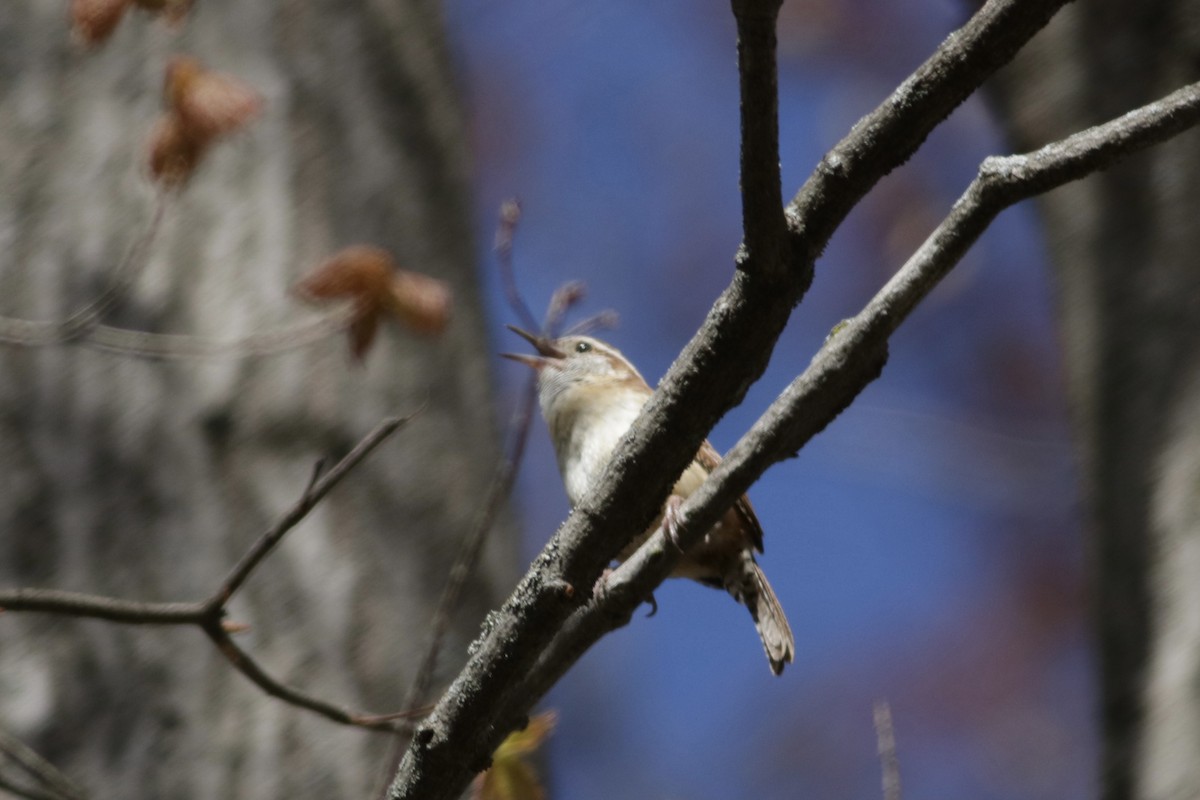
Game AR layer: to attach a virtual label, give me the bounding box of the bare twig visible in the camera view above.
[494,199,539,334]
[874,701,902,800]
[0,185,355,362]
[0,726,85,800]
[0,191,170,347]
[398,231,592,724]
[200,624,401,731]
[397,383,539,723]
[79,312,351,360]
[60,191,173,340]
[564,310,619,337]
[0,773,72,800]
[210,412,419,609]
[0,590,205,625]
[0,413,421,732]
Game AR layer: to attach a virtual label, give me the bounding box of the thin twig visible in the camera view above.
[874,701,902,800]
[542,282,586,335]
[79,312,351,360]
[374,200,593,792]
[0,773,71,800]
[0,414,422,733]
[0,727,85,800]
[0,188,353,362]
[0,590,205,625]
[209,411,420,609]
[200,624,402,732]
[563,311,618,338]
[494,198,539,333]
[0,191,171,348]
[397,382,537,722]
[59,190,173,341]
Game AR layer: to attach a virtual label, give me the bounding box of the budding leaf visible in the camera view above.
[471,711,556,800]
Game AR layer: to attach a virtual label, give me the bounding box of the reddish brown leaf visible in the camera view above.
[296,246,451,358]
[165,55,262,142]
[70,0,132,45]
[294,246,397,360]
[346,306,383,361]
[385,270,452,335]
[295,246,394,303]
[146,113,208,187]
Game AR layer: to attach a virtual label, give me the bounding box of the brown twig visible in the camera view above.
[209,412,419,610]
[874,701,902,800]
[0,190,171,348]
[494,198,539,333]
[396,384,539,724]
[0,590,204,624]
[0,726,86,800]
[0,774,72,800]
[0,187,355,362]
[78,312,352,360]
[0,413,422,733]
[200,623,401,731]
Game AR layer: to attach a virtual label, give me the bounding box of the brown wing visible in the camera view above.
[697,439,765,553]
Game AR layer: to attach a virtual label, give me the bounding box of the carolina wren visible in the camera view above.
[503,327,795,675]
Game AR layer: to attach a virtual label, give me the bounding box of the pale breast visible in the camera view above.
[549,388,647,505]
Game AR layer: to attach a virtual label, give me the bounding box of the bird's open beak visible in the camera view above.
[500,325,566,368]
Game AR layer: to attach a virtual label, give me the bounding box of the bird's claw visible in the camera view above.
[662,494,686,553]
[592,567,616,603]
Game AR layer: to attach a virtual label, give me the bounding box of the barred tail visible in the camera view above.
[730,555,795,676]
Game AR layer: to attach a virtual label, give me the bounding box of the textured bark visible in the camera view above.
[989,3,1200,799]
[0,2,511,799]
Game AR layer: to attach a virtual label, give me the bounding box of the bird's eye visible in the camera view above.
[575,341,592,354]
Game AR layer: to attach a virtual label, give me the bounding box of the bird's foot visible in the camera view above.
[592,567,616,603]
[592,567,658,617]
[661,494,687,553]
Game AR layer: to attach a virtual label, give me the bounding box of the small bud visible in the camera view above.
[166,56,262,141]
[70,0,132,45]
[146,113,208,187]
[385,270,452,335]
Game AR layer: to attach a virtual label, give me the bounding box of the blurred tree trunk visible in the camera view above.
[989,3,1200,799]
[0,2,512,799]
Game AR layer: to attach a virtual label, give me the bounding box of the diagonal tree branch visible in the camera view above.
[500,80,1200,720]
[530,79,1200,729]
[387,1,1074,798]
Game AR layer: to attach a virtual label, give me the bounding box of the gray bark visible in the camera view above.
[990,3,1200,799]
[0,2,511,799]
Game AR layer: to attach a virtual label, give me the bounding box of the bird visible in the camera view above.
[502,326,794,675]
